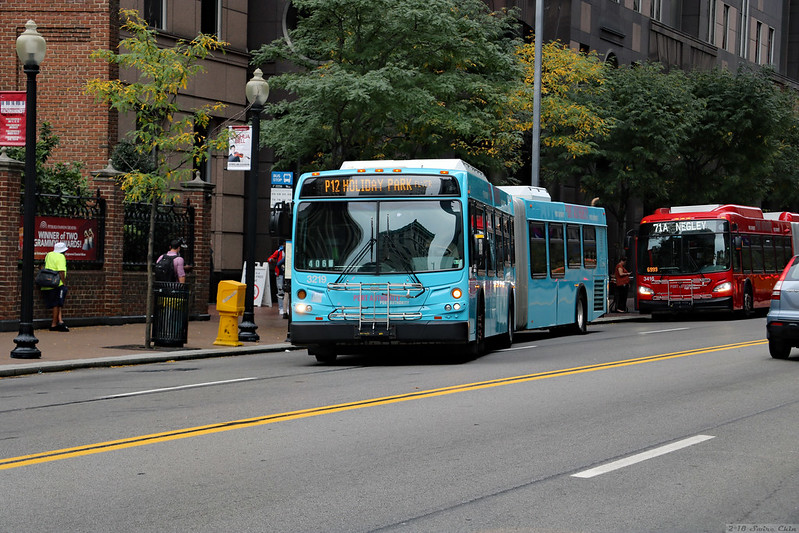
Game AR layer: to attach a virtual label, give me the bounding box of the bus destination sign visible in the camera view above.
[649,220,727,235]
[300,174,460,198]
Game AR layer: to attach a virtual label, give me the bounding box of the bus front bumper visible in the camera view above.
[290,320,470,345]
[638,297,732,313]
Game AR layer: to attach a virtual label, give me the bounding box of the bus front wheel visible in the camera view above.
[468,297,486,358]
[309,345,337,363]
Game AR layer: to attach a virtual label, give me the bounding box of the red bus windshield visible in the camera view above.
[638,220,731,276]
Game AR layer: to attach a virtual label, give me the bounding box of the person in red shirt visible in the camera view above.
[614,257,631,313]
[267,243,286,317]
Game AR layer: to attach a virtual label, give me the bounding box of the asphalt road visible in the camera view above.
[1,314,798,532]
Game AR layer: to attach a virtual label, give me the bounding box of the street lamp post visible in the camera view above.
[239,69,269,342]
[11,20,46,359]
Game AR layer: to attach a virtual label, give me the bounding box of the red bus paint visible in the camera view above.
[636,205,799,315]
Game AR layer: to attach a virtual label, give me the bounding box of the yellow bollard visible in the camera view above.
[213,280,246,346]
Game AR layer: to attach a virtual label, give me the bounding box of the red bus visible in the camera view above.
[636,204,799,315]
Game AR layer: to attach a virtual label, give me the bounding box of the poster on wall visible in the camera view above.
[0,91,26,147]
[227,125,252,171]
[20,216,99,261]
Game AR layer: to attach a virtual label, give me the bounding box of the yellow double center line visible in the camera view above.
[0,339,766,470]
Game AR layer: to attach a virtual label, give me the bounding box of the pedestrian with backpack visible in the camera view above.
[155,239,187,283]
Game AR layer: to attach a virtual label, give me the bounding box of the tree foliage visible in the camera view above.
[252,0,524,175]
[516,40,609,158]
[7,122,89,207]
[86,9,229,202]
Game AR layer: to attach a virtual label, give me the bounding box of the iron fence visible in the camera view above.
[123,200,194,269]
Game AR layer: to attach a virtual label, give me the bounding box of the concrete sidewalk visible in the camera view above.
[0,304,294,377]
[0,304,646,378]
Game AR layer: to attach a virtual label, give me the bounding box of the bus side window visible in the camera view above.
[583,226,597,269]
[751,235,765,273]
[764,236,776,273]
[529,221,547,279]
[567,224,581,269]
[742,235,753,273]
[549,223,565,278]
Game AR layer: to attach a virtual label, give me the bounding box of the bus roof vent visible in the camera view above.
[340,159,487,180]
[497,185,551,202]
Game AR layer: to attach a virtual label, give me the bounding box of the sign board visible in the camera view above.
[271,171,293,186]
[21,216,99,261]
[270,187,293,208]
[227,125,252,171]
[241,262,271,307]
[0,91,26,146]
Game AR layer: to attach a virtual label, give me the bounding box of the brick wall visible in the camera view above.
[0,152,213,330]
[0,1,119,172]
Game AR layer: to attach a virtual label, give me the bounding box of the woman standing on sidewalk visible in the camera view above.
[614,256,631,313]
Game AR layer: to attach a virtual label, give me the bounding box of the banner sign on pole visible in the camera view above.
[227,125,252,171]
[0,91,26,147]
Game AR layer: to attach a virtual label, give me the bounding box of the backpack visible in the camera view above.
[154,254,177,282]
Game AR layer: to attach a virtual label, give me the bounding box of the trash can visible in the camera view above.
[152,281,190,347]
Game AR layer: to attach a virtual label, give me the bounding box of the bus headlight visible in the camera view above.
[638,286,654,296]
[294,303,312,314]
[713,282,732,294]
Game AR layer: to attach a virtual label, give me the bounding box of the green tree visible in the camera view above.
[7,122,89,211]
[580,63,701,243]
[763,89,799,212]
[86,9,229,347]
[251,0,524,175]
[669,66,787,205]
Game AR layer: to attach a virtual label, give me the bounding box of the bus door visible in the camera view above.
[550,223,574,324]
[528,221,557,328]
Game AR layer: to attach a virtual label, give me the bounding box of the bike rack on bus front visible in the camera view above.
[327,282,425,336]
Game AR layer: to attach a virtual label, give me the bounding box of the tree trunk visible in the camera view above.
[144,197,157,349]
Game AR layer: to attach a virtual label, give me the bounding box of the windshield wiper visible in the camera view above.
[334,218,376,284]
[383,214,424,291]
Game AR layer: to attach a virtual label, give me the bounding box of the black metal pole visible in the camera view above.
[239,104,262,342]
[12,64,41,359]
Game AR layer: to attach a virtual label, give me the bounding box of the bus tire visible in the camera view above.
[309,345,337,363]
[741,285,754,318]
[468,295,486,358]
[499,294,514,349]
[769,339,791,359]
[573,294,588,335]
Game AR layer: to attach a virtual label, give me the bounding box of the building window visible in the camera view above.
[708,0,717,45]
[651,0,662,22]
[633,0,642,14]
[201,0,221,37]
[739,0,749,58]
[144,0,165,29]
[721,4,730,51]
[755,21,762,63]
[767,27,775,65]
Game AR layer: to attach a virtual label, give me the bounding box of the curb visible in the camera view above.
[0,343,300,378]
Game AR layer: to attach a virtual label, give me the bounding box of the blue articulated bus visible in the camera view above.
[289,160,608,363]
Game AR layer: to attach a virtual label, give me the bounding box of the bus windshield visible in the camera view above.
[638,220,731,275]
[295,199,464,273]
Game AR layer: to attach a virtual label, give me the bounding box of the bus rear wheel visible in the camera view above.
[572,295,588,335]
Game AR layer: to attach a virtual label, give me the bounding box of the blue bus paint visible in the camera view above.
[288,160,608,362]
